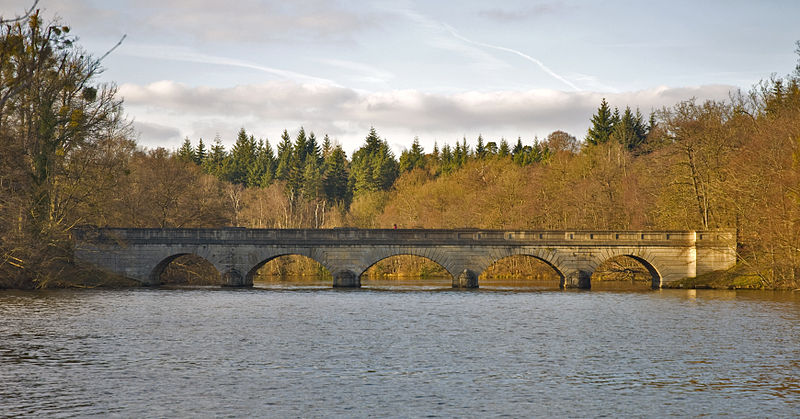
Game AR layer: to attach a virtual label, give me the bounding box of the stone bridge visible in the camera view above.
[72,228,737,289]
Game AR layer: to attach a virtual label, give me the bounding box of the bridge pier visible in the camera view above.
[333,270,361,288]
[222,269,249,287]
[564,270,591,289]
[453,269,479,289]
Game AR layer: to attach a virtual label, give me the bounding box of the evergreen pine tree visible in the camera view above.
[228,128,257,185]
[323,145,350,206]
[475,134,486,159]
[399,137,425,172]
[586,98,616,145]
[512,137,523,157]
[194,138,207,165]
[247,139,276,188]
[275,129,293,181]
[349,127,398,194]
[610,107,647,151]
[453,142,463,169]
[498,138,510,157]
[374,140,399,190]
[302,158,323,200]
[287,146,304,199]
[441,144,454,174]
[321,134,332,159]
[647,111,657,137]
[203,135,228,179]
[294,127,308,166]
[306,131,322,166]
[177,137,196,163]
[485,141,498,156]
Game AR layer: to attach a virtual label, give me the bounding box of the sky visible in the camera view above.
[2,0,799,154]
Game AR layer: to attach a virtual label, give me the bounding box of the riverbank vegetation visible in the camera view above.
[1,10,799,289]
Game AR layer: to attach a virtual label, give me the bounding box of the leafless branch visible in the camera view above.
[96,34,127,63]
[0,0,39,24]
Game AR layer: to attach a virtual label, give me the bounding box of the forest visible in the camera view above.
[1,11,799,289]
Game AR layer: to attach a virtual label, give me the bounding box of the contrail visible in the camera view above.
[443,23,581,92]
[122,44,338,86]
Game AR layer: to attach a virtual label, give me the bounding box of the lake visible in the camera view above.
[1,283,798,417]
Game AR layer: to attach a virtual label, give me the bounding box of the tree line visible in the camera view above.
[1,10,799,289]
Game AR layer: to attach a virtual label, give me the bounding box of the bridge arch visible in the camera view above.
[479,253,566,288]
[358,249,456,281]
[244,251,335,285]
[477,248,567,287]
[588,249,662,289]
[149,253,224,286]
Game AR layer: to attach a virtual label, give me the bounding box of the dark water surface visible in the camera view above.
[1,285,798,417]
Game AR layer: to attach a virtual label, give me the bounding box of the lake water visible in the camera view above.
[1,283,798,417]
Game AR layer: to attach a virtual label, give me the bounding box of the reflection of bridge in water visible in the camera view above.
[73,228,736,289]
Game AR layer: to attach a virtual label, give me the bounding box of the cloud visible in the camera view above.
[131,120,182,146]
[479,3,566,22]
[318,58,395,86]
[120,80,736,152]
[42,0,376,44]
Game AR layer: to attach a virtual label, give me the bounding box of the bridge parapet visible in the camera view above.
[72,227,732,246]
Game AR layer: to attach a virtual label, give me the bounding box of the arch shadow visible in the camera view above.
[591,254,662,290]
[246,253,333,285]
[480,254,566,289]
[360,253,454,288]
[150,253,223,286]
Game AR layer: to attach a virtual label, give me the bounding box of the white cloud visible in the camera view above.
[131,120,182,146]
[120,80,736,153]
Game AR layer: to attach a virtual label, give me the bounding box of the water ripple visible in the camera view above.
[0,288,798,417]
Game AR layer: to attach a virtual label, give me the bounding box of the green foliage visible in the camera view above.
[226,128,257,185]
[177,137,196,163]
[321,134,332,158]
[202,136,228,178]
[194,138,207,165]
[399,137,426,172]
[485,141,498,156]
[323,145,350,205]
[274,129,293,181]
[349,127,398,194]
[440,143,454,174]
[610,107,648,151]
[247,139,275,188]
[475,134,486,158]
[498,138,510,157]
[586,98,615,145]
